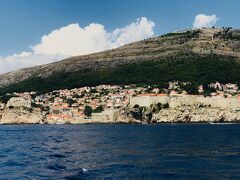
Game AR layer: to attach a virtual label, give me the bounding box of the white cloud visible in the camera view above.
[32,17,155,56]
[13,51,32,58]
[193,14,219,29]
[109,17,155,48]
[32,23,109,56]
[0,54,66,73]
[0,17,155,74]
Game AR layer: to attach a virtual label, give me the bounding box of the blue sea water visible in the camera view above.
[0,124,240,179]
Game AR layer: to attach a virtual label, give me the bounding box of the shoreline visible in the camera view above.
[2,107,240,124]
[0,121,239,125]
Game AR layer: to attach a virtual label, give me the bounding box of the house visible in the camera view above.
[210,82,222,90]
[168,81,180,90]
[49,102,72,116]
[223,83,238,94]
[35,94,47,102]
[198,85,204,93]
[152,88,160,94]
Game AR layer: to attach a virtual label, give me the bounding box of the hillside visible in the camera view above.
[1,27,240,94]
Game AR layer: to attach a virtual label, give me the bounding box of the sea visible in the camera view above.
[0,124,240,179]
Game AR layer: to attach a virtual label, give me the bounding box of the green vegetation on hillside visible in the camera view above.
[1,53,240,94]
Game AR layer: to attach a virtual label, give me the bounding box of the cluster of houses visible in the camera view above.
[0,81,240,121]
[1,85,138,120]
[169,81,239,97]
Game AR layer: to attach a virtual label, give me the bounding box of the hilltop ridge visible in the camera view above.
[1,27,240,93]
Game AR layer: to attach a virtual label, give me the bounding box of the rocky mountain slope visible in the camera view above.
[1,27,240,93]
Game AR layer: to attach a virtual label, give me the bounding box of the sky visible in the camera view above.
[0,0,239,73]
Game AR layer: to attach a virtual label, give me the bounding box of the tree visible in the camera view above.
[84,106,93,117]
[162,103,169,109]
[203,84,216,96]
[157,82,168,89]
[0,94,18,104]
[48,97,55,103]
[90,88,97,93]
[66,98,77,106]
[146,87,153,93]
[182,83,199,95]
[139,106,146,121]
[150,104,156,113]
[133,104,140,109]
[156,103,162,111]
[93,105,104,113]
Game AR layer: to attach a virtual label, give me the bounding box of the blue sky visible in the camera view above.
[0,0,239,73]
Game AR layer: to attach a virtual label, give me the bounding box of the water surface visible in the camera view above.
[0,124,240,179]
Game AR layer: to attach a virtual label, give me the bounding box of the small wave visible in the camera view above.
[82,168,88,172]
[47,164,66,171]
[65,168,88,180]
[209,122,237,125]
[48,154,66,158]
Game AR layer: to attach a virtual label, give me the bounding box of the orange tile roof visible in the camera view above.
[137,93,167,97]
[156,93,167,96]
[73,112,84,116]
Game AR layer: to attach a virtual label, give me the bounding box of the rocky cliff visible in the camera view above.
[0,108,45,124]
[154,105,240,123]
[1,105,240,124]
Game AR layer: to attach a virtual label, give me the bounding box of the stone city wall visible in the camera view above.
[130,95,240,110]
[130,96,168,107]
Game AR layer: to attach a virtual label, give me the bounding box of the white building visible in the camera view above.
[6,97,31,108]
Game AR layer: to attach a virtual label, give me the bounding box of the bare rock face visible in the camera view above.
[0,109,45,124]
[153,105,240,123]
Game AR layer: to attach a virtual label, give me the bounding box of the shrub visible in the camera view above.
[93,105,104,113]
[162,103,169,109]
[133,104,140,109]
[66,98,77,106]
[84,106,93,117]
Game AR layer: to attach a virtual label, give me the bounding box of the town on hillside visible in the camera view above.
[0,81,240,124]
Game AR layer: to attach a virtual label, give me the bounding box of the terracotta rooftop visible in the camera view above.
[137,93,167,97]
